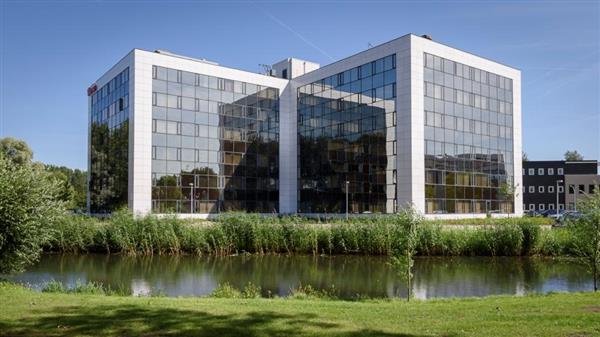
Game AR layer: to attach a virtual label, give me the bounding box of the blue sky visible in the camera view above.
[0,0,598,169]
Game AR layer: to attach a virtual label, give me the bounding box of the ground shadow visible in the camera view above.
[0,303,434,337]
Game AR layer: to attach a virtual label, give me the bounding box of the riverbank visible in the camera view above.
[47,213,571,257]
[0,282,597,337]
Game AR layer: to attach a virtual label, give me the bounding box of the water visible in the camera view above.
[6,254,593,299]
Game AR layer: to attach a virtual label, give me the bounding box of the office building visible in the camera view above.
[88,34,522,218]
[522,160,599,211]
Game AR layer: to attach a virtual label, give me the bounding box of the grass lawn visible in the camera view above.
[0,282,598,337]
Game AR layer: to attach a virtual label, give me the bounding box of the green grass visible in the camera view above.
[0,282,598,337]
[45,212,569,257]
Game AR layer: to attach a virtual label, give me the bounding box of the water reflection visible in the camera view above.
[6,255,593,300]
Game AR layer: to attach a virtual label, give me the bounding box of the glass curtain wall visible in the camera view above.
[423,53,514,214]
[151,66,279,213]
[298,54,397,213]
[89,68,130,213]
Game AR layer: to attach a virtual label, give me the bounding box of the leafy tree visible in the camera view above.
[46,170,75,206]
[0,137,33,165]
[45,165,87,210]
[564,150,584,161]
[569,191,600,291]
[390,208,421,301]
[0,153,65,274]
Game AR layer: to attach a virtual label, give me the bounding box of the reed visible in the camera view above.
[46,211,570,257]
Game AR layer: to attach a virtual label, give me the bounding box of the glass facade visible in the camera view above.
[89,68,130,213]
[151,66,280,213]
[423,53,514,214]
[298,54,397,213]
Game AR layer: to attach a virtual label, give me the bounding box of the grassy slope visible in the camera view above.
[1,283,598,337]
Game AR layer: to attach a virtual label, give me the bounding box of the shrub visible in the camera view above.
[210,283,242,298]
[0,153,65,274]
[42,280,66,293]
[289,284,338,300]
[241,282,262,298]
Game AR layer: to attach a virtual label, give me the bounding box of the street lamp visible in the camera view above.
[189,182,194,214]
[556,179,563,217]
[345,181,350,221]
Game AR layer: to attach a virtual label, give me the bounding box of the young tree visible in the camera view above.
[569,191,600,291]
[564,150,584,161]
[390,207,421,301]
[0,153,65,274]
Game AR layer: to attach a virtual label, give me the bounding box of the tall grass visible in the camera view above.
[45,211,572,257]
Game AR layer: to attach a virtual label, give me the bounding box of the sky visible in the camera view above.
[0,0,598,170]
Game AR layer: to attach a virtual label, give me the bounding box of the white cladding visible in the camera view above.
[89,34,522,218]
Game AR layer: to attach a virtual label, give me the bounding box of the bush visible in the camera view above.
[0,153,65,274]
[241,282,262,299]
[210,283,242,298]
[42,280,66,293]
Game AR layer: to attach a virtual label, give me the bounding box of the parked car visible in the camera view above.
[556,211,582,225]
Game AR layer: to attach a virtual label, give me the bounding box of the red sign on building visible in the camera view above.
[87,84,98,96]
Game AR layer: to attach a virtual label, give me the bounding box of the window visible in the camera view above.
[579,185,585,193]
[591,185,597,194]
[282,69,288,79]
[548,186,554,193]
[529,186,535,193]
[548,204,555,210]
[569,185,575,194]
[538,168,544,175]
[559,204,564,210]
[539,204,545,210]
[558,186,564,193]
[557,168,564,175]
[529,204,535,210]
[548,168,554,175]
[538,186,544,193]
[528,168,535,176]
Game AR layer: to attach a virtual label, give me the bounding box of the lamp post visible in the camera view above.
[345,181,350,221]
[189,182,194,214]
[556,179,563,217]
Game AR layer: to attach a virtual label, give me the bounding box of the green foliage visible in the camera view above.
[41,280,129,296]
[209,283,242,298]
[45,212,577,257]
[241,282,262,299]
[0,137,33,165]
[564,150,584,161]
[568,191,600,291]
[290,284,338,300]
[0,153,66,274]
[45,165,87,210]
[42,280,66,293]
[389,208,421,301]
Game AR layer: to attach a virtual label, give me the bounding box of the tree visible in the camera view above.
[564,150,584,161]
[498,183,519,217]
[569,191,600,292]
[0,153,65,274]
[390,207,421,301]
[0,137,33,165]
[45,165,87,210]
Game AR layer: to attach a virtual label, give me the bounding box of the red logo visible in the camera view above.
[87,84,98,96]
